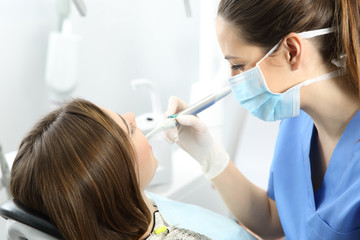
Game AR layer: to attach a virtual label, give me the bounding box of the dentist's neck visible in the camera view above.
[301,72,360,140]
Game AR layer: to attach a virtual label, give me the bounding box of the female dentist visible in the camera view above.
[164,0,360,239]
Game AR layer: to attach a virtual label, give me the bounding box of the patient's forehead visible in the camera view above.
[100,107,129,134]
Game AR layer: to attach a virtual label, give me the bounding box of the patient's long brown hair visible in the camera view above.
[10,99,151,239]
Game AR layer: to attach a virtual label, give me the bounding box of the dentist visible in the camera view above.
[165,0,360,239]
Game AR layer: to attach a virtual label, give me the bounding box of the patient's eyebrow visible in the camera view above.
[118,114,130,135]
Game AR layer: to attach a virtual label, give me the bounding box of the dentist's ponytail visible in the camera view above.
[334,0,360,97]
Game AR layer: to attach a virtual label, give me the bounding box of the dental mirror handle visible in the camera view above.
[146,86,231,139]
[168,86,231,118]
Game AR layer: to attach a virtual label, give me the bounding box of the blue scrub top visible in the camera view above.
[267,110,360,239]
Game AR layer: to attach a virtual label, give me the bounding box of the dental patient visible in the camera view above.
[9,98,255,240]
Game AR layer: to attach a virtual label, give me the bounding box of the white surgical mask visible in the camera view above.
[228,27,340,121]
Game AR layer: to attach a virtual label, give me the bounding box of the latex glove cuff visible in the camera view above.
[201,142,230,179]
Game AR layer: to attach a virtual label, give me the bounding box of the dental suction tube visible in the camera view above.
[145,86,231,139]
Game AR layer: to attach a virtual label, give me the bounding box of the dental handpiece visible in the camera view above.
[145,86,231,139]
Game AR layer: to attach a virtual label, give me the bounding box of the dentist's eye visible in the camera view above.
[231,64,245,71]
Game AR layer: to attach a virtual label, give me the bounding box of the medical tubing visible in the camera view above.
[145,118,178,139]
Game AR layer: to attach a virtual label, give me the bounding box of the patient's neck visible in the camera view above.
[139,192,157,240]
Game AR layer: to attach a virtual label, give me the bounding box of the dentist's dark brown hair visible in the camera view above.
[10,99,151,240]
[218,0,360,98]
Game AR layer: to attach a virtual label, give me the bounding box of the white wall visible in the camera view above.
[0,0,201,153]
[234,113,279,190]
[0,0,55,153]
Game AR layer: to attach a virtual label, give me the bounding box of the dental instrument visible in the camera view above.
[145,86,231,139]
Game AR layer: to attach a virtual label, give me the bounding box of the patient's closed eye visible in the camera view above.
[130,121,137,134]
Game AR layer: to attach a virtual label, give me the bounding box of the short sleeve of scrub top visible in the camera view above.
[267,110,360,239]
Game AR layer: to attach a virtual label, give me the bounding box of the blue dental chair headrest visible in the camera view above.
[0,199,64,239]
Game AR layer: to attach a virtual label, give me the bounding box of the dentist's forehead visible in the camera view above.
[216,17,265,61]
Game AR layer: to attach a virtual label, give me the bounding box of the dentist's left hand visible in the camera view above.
[163,96,230,179]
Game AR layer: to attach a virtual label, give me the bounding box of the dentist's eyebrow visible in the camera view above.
[118,114,130,135]
[224,55,238,60]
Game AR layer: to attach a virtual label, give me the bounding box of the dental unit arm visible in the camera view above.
[72,0,87,16]
[183,0,191,18]
[55,0,86,31]
[46,0,86,106]
[0,144,10,196]
[145,86,231,139]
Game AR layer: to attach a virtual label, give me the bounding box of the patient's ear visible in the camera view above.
[282,33,303,71]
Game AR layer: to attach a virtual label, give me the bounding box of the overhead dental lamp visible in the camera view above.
[45,0,86,106]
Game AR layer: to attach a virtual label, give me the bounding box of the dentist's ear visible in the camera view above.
[282,33,303,71]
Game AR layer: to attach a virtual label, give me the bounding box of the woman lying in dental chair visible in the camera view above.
[9,98,256,240]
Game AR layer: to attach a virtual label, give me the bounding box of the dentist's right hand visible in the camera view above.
[164,96,230,179]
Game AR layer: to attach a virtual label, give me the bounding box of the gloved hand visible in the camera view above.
[163,96,230,179]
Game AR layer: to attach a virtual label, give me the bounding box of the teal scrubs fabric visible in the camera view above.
[267,110,360,239]
[146,192,257,240]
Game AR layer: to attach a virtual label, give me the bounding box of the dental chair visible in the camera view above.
[0,199,63,240]
[1,192,259,240]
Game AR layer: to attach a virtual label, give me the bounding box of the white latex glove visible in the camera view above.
[164,96,230,179]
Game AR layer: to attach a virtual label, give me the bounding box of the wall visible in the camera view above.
[0,0,55,153]
[0,0,201,153]
[234,113,279,190]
